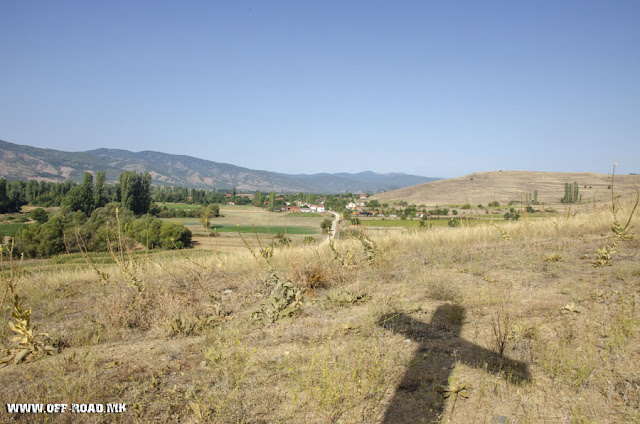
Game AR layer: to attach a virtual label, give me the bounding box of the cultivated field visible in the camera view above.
[0,197,638,423]
[168,205,327,253]
[373,170,640,208]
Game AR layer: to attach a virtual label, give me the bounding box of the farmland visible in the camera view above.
[0,199,638,423]
[167,205,327,253]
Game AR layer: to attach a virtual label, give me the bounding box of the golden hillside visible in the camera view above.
[373,171,640,206]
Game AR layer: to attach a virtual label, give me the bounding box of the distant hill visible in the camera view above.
[0,140,439,193]
[373,170,640,206]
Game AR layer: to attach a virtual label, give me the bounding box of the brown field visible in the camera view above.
[0,198,639,423]
[373,170,640,207]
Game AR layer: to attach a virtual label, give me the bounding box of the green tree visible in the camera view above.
[200,204,220,229]
[63,172,94,216]
[268,192,276,211]
[94,171,107,209]
[119,171,152,215]
[367,199,381,209]
[38,216,66,257]
[321,218,333,232]
[29,208,49,224]
[253,191,264,207]
[159,221,192,249]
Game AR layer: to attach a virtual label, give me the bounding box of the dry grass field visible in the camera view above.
[373,170,640,208]
[0,197,639,423]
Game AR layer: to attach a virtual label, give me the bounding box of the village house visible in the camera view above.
[310,204,325,212]
[346,202,357,209]
[285,206,301,213]
[227,202,235,206]
[300,207,312,213]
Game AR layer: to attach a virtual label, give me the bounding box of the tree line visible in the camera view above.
[2,171,194,258]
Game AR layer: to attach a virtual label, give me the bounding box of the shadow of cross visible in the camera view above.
[378,304,531,423]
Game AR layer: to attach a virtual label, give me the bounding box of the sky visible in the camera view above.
[1,1,639,178]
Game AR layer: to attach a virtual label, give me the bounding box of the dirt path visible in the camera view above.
[323,211,340,245]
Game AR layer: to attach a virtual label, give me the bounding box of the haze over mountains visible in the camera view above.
[0,140,438,193]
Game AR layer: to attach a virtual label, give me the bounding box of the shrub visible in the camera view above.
[159,221,193,249]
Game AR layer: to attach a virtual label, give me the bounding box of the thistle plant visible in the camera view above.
[1,294,55,366]
[437,377,469,414]
[592,244,616,267]
[608,162,639,241]
[1,241,55,366]
[356,230,378,263]
[238,225,306,325]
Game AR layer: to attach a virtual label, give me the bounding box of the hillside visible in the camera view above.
[373,170,640,206]
[0,205,638,422]
[0,140,438,193]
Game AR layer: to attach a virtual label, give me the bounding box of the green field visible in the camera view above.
[287,212,323,217]
[159,202,202,210]
[210,225,317,234]
[0,223,29,237]
[162,206,325,251]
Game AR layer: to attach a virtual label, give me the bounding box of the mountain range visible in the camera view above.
[0,139,438,193]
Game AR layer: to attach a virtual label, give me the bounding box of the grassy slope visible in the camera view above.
[373,170,640,207]
[0,203,639,423]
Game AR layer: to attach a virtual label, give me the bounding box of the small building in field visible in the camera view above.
[360,194,368,200]
[310,205,325,212]
[227,202,235,205]
[286,206,301,213]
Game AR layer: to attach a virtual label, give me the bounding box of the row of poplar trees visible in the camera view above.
[63,171,151,216]
[561,181,580,204]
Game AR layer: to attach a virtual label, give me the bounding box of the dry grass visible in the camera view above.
[0,202,639,423]
[373,170,640,207]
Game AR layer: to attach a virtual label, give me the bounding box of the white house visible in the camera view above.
[310,205,325,212]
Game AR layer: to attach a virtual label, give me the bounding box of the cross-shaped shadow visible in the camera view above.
[378,305,530,423]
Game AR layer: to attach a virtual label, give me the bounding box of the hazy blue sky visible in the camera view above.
[1,1,639,178]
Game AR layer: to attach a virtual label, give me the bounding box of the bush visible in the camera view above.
[159,221,192,249]
[504,210,521,221]
[448,218,461,227]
